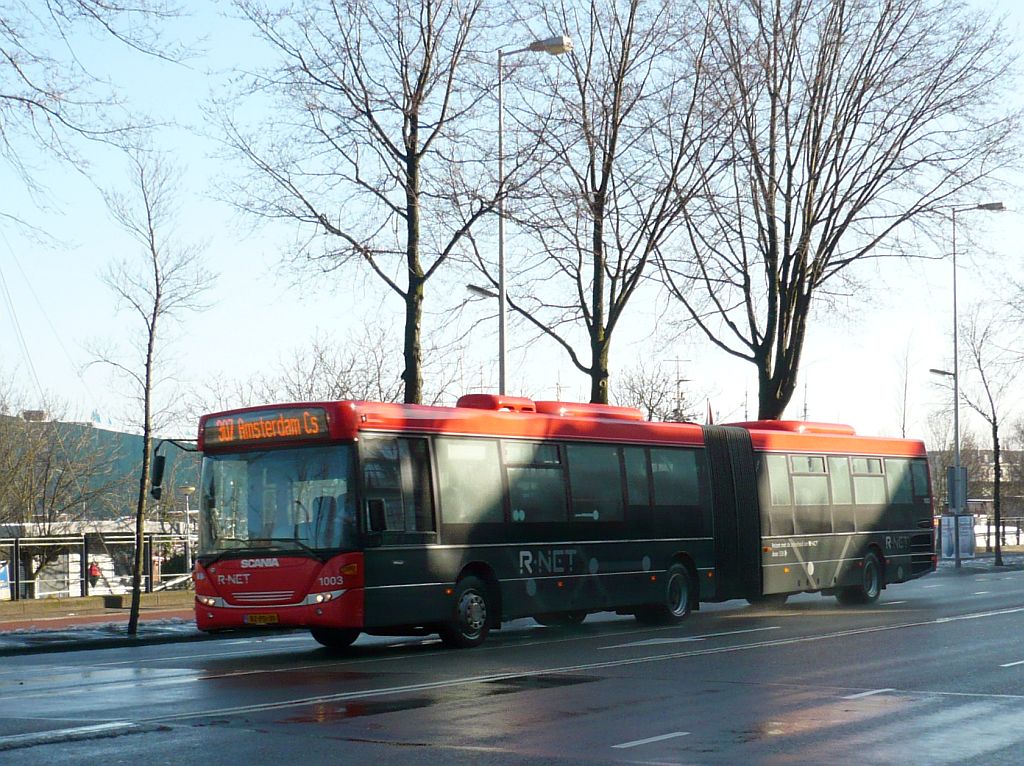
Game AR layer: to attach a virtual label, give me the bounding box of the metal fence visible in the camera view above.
[0,532,194,601]
[975,516,1024,550]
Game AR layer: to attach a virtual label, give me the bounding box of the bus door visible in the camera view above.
[702,426,762,600]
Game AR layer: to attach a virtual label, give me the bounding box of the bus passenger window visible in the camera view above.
[764,454,794,536]
[402,438,435,533]
[650,448,704,536]
[884,459,913,504]
[828,456,854,533]
[792,474,831,534]
[910,459,931,502]
[852,458,887,532]
[436,438,503,524]
[504,441,567,523]
[567,444,623,522]
[623,447,650,510]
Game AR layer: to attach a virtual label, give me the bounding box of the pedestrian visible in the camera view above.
[88,561,100,587]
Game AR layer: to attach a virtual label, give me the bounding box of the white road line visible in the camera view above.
[842,688,895,699]
[602,626,780,649]
[974,591,990,595]
[612,731,690,749]
[1000,660,1024,668]
[133,605,1024,725]
[883,601,907,606]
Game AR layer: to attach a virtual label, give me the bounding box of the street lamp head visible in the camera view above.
[527,35,573,55]
[467,284,498,299]
[976,201,1005,211]
[928,368,955,378]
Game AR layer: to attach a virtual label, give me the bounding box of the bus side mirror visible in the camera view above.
[367,499,387,533]
[150,454,166,500]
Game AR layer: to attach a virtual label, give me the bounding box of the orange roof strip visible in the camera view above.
[746,428,926,458]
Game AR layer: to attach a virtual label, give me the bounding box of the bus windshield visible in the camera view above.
[199,445,356,556]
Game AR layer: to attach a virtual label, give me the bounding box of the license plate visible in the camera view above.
[244,613,279,625]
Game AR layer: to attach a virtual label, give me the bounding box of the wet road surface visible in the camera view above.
[3,565,1024,765]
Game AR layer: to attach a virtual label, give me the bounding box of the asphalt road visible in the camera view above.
[3,565,1024,766]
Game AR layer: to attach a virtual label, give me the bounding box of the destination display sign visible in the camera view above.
[205,407,330,447]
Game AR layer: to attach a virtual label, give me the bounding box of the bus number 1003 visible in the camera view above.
[319,576,345,587]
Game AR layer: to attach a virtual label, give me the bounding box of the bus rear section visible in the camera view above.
[740,421,937,605]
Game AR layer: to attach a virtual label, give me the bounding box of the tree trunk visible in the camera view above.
[128,313,157,635]
[402,138,423,405]
[403,276,424,404]
[590,336,610,404]
[589,192,608,404]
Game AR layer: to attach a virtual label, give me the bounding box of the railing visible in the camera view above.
[975,516,1024,551]
[0,532,194,601]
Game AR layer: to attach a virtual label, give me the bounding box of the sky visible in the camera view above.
[1,0,1022,446]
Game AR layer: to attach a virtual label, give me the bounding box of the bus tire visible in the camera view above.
[836,551,883,605]
[635,563,693,624]
[534,611,587,627]
[439,575,491,648]
[310,627,360,650]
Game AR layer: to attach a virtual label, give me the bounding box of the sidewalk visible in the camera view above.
[0,594,209,656]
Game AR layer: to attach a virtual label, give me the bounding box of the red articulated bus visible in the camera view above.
[192,394,936,649]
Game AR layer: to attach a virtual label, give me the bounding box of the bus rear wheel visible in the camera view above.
[534,611,587,627]
[439,575,491,648]
[836,552,883,605]
[310,627,360,650]
[635,563,693,624]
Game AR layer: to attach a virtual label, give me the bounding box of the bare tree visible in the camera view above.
[93,150,212,634]
[0,403,130,596]
[958,304,1022,565]
[481,0,717,403]
[0,1,183,222]
[660,0,1021,419]
[252,328,405,405]
[614,360,696,422]
[218,0,504,404]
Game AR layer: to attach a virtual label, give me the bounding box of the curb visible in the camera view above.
[0,628,221,657]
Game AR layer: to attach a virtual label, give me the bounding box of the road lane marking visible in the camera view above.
[128,605,1024,725]
[974,591,990,595]
[842,688,895,699]
[1000,660,1024,668]
[602,626,780,649]
[612,731,690,749]
[882,601,907,606]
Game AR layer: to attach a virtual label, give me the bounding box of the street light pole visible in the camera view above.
[496,35,573,395]
[936,201,1004,569]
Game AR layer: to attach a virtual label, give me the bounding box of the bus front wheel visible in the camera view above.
[439,575,491,648]
[310,627,360,650]
[836,552,883,605]
[635,563,693,624]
